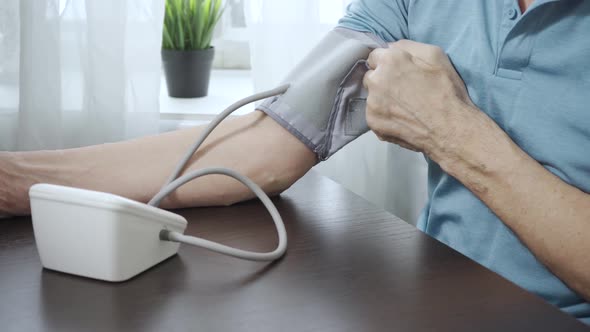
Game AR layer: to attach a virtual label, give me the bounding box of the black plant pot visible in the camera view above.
[162,47,215,98]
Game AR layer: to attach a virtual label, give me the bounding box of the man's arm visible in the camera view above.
[440,107,590,301]
[0,111,317,216]
[363,40,590,301]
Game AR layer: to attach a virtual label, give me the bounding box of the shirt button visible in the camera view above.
[507,8,518,20]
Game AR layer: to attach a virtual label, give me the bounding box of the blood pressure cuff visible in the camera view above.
[257,28,387,161]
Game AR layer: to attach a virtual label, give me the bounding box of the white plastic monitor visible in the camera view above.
[30,184,187,282]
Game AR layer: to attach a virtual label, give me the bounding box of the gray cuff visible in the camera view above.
[257,27,385,161]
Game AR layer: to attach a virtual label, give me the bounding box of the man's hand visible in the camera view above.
[363,40,590,301]
[363,39,479,164]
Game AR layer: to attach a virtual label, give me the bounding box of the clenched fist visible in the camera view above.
[363,39,480,164]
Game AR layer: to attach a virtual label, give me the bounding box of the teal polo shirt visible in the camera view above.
[339,0,590,324]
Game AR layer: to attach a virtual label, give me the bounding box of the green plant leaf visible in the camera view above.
[201,4,224,49]
[163,25,175,49]
[163,0,223,50]
[193,0,203,49]
[187,0,196,48]
[203,1,225,49]
[163,1,175,48]
[177,8,185,48]
[196,1,207,48]
[184,3,195,48]
[202,0,211,32]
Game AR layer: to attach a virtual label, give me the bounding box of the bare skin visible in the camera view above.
[0,111,317,216]
[519,0,535,13]
[362,0,590,302]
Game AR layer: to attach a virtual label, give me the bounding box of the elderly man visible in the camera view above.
[1,0,589,324]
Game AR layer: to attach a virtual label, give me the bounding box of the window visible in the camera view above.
[212,0,251,69]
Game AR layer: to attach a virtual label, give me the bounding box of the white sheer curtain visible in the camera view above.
[245,0,428,223]
[0,0,164,151]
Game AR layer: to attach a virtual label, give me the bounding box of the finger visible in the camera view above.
[367,48,387,70]
[392,39,444,59]
[369,45,414,71]
[391,39,446,66]
[366,49,378,69]
[363,69,374,89]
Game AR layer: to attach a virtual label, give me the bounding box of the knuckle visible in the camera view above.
[438,73,456,89]
[430,45,445,58]
[393,39,409,47]
[367,51,377,67]
[362,75,370,88]
[369,48,385,65]
[385,53,399,66]
[363,71,375,87]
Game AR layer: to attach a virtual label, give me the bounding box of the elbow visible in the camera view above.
[220,170,293,207]
[262,168,301,198]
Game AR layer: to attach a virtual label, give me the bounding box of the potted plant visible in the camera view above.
[162,0,224,98]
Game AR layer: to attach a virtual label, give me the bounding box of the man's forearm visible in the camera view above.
[2,111,317,216]
[438,109,590,300]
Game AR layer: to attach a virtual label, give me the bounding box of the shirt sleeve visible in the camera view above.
[338,0,410,42]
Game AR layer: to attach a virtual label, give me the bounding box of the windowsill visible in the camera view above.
[2,70,254,133]
[159,69,254,124]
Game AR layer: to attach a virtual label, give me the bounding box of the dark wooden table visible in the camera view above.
[1,171,587,331]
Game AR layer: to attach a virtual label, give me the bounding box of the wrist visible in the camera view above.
[426,102,483,169]
[0,152,31,215]
[433,105,521,193]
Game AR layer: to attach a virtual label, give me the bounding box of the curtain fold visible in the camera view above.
[0,0,164,151]
[245,0,428,223]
